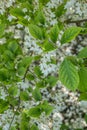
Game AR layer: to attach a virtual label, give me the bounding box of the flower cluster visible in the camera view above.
[0,0,87,130]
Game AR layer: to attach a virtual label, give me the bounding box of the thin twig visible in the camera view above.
[8,96,21,130]
[65,18,87,24]
[8,112,16,130]
[23,66,29,82]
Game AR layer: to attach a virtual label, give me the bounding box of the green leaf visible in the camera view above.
[18,56,33,68]
[18,18,28,26]
[78,47,87,58]
[17,57,33,76]
[61,27,81,44]
[84,114,87,123]
[35,10,45,25]
[79,93,87,101]
[57,20,64,30]
[66,56,78,66]
[8,41,18,53]
[46,76,58,87]
[0,99,8,113]
[0,43,6,55]
[36,80,47,88]
[28,24,44,40]
[5,62,14,70]
[32,88,42,101]
[43,40,56,52]
[17,67,26,76]
[50,24,60,43]
[78,67,87,92]
[10,8,25,19]
[26,73,35,81]
[40,101,54,115]
[8,97,18,107]
[22,57,33,67]
[0,127,2,130]
[0,23,5,37]
[55,3,66,18]
[20,111,30,130]
[10,126,16,130]
[28,106,42,118]
[20,91,29,101]
[80,28,87,34]
[3,50,14,61]
[39,0,49,5]
[74,129,82,130]
[34,66,43,78]
[8,86,18,96]
[30,124,39,130]
[0,69,9,81]
[59,58,79,91]
[60,124,69,130]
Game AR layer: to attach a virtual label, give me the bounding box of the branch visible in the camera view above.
[8,112,15,130]
[8,97,21,130]
[23,66,29,82]
[65,19,87,24]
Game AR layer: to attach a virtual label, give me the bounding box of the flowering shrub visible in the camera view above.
[0,0,87,130]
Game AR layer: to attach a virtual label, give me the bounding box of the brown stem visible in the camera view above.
[23,66,29,82]
[8,112,15,130]
[65,19,87,24]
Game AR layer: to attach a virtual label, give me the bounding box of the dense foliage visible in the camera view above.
[0,0,87,130]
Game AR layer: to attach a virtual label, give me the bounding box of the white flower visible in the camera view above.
[53,112,63,121]
[18,80,29,90]
[3,123,9,130]
[50,19,57,25]
[22,8,27,13]
[39,123,50,130]
[16,24,23,28]
[0,8,5,14]
[0,88,7,100]
[80,101,87,109]
[8,15,13,22]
